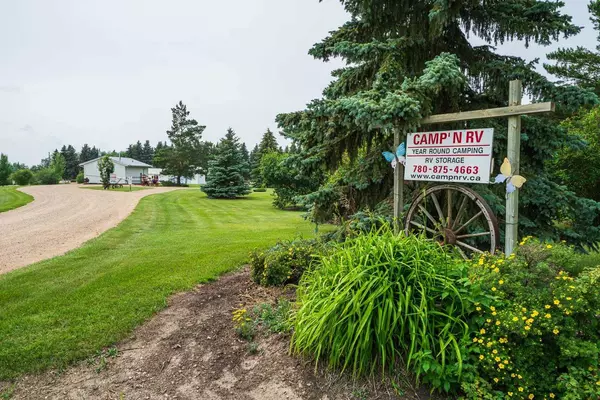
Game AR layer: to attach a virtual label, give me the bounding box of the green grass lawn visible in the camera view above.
[80,185,152,192]
[0,186,33,213]
[0,190,323,380]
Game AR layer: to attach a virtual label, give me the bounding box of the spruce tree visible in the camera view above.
[249,144,260,183]
[0,154,11,186]
[141,140,154,165]
[545,0,600,95]
[240,143,250,180]
[202,128,251,198]
[60,145,79,180]
[277,0,600,246]
[156,101,206,185]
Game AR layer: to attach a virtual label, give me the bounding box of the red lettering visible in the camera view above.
[475,130,484,143]
[413,134,421,145]
[453,131,462,144]
[466,131,475,143]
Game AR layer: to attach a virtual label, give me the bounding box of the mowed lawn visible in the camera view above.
[0,186,33,213]
[0,190,322,379]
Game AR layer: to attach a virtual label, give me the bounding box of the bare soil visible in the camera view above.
[2,269,432,400]
[0,184,179,274]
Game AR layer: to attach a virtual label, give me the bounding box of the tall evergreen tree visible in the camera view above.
[249,144,261,183]
[545,0,600,95]
[141,140,154,165]
[79,144,95,163]
[240,142,251,180]
[89,146,100,160]
[277,0,600,246]
[155,101,206,185]
[60,145,79,180]
[202,128,251,198]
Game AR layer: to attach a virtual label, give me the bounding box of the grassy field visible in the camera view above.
[0,190,323,380]
[80,185,152,192]
[0,186,33,213]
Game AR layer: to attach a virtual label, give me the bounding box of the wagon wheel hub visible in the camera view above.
[443,228,457,245]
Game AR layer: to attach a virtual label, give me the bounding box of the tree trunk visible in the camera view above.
[177,176,181,186]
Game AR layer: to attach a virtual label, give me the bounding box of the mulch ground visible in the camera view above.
[2,268,433,400]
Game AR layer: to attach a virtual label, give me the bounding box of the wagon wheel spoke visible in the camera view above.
[456,240,485,254]
[456,231,492,239]
[456,246,468,260]
[409,221,439,236]
[454,210,483,235]
[418,204,440,229]
[430,192,445,225]
[446,189,453,228]
[452,194,468,230]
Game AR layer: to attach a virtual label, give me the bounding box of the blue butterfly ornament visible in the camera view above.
[382,143,406,169]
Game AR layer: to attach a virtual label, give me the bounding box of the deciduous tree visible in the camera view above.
[98,155,115,189]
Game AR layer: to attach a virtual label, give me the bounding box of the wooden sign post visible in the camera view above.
[394,80,554,255]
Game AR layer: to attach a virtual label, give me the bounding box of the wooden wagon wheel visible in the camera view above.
[404,184,499,258]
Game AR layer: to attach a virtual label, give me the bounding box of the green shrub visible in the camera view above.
[463,238,600,400]
[250,239,325,286]
[10,169,33,186]
[291,229,479,391]
[252,300,292,333]
[253,187,267,192]
[32,168,59,185]
[76,171,84,184]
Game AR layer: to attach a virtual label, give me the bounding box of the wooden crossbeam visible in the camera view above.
[421,102,555,125]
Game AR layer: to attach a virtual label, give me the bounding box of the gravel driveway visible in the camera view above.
[0,184,179,275]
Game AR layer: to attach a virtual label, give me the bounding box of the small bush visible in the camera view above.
[10,169,33,186]
[291,228,477,391]
[232,308,255,341]
[32,168,59,185]
[252,300,292,333]
[463,238,600,399]
[250,239,326,286]
[253,187,267,192]
[76,171,84,184]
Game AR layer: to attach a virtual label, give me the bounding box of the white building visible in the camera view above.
[148,168,206,185]
[79,157,152,184]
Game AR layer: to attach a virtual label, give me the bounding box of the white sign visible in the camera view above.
[404,128,494,184]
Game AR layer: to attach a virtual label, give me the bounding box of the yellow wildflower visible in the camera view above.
[525,326,531,331]
[545,314,552,319]
[495,356,501,362]
[513,317,519,322]
[490,306,496,311]
[522,307,527,312]
[511,373,516,378]
[549,394,555,399]
[496,320,501,326]
[553,328,560,335]
[493,267,500,273]
[499,363,505,369]
[492,287,497,292]
[546,244,553,249]
[476,307,482,311]
[492,349,498,354]
[529,394,535,399]
[480,328,486,334]
[492,312,497,316]
[518,375,522,379]
[508,392,513,397]
[499,280,504,285]
[566,297,572,301]
[518,387,524,392]
[554,299,560,305]
[479,355,484,360]
[472,337,478,343]
[545,305,551,309]
[494,377,499,383]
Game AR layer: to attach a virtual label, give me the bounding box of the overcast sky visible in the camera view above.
[1,0,597,166]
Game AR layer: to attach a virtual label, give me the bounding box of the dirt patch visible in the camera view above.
[0,184,181,274]
[2,269,433,400]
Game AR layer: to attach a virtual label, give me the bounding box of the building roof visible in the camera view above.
[79,156,152,168]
